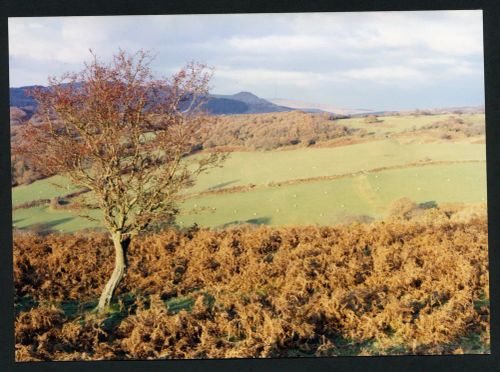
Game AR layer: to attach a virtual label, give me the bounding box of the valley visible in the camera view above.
[11,111,486,233]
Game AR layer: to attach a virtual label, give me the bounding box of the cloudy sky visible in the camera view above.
[9,11,484,111]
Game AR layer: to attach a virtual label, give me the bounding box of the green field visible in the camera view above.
[338,113,484,134]
[179,162,486,227]
[11,114,487,233]
[189,139,484,193]
[12,175,79,206]
[13,139,486,202]
[12,161,486,232]
[13,206,102,232]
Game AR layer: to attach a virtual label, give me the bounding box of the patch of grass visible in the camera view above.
[14,295,38,316]
[100,306,129,333]
[12,175,78,206]
[60,299,99,319]
[164,296,195,314]
[326,336,375,356]
[473,293,489,310]
[188,139,485,194]
[60,294,138,333]
[382,344,410,355]
[457,332,490,354]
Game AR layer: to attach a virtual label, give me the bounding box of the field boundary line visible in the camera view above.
[13,160,485,209]
[184,159,485,199]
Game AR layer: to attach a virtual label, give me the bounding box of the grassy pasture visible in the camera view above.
[13,139,486,206]
[11,175,79,206]
[179,162,486,227]
[189,139,484,193]
[11,113,486,233]
[12,162,486,232]
[338,113,484,134]
[13,205,102,232]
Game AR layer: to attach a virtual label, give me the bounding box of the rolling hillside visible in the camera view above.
[11,112,487,233]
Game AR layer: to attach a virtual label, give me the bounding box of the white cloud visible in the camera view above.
[9,16,136,65]
[216,67,335,88]
[228,35,329,52]
[339,66,428,84]
[367,16,483,57]
[10,19,93,65]
[288,10,483,56]
[8,11,485,109]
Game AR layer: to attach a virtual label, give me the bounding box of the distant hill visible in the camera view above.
[210,92,291,114]
[10,86,39,108]
[10,86,292,116]
[9,86,37,124]
[10,85,485,118]
[268,98,375,116]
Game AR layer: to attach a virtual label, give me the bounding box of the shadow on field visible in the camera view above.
[220,216,271,228]
[24,217,74,234]
[208,179,239,190]
[61,293,199,333]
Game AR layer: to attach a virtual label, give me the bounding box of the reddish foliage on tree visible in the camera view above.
[14,50,226,312]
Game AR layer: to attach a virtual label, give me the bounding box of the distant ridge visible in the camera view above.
[268,98,374,116]
[210,91,291,114]
[9,86,292,116]
[9,85,485,117]
[9,85,40,108]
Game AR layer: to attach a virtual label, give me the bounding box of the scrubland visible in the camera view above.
[14,203,489,360]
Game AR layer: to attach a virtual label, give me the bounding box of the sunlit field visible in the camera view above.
[12,116,486,232]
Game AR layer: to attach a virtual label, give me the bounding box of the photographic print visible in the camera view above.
[9,11,489,361]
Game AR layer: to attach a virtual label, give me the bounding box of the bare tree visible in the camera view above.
[15,50,226,312]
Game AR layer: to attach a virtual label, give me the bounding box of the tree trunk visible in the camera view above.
[96,233,131,313]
